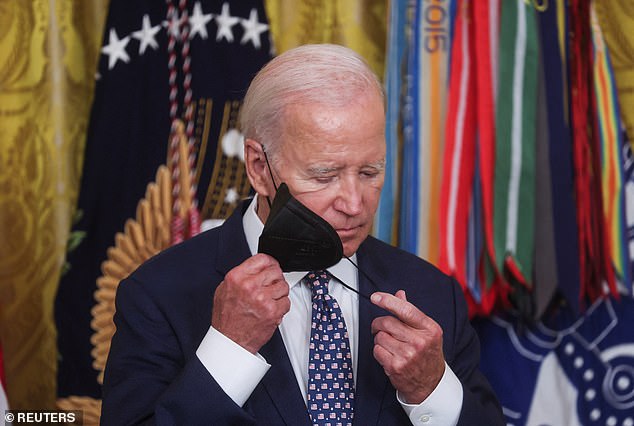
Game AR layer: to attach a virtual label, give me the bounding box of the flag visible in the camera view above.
[474,295,634,425]
[55,0,272,398]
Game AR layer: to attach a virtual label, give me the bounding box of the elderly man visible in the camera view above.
[101,44,504,425]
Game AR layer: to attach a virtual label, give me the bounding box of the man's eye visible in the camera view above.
[361,171,379,178]
[314,176,335,183]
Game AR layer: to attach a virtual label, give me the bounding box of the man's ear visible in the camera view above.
[244,138,273,197]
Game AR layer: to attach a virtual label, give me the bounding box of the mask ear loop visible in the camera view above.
[344,257,381,292]
[260,144,278,209]
[327,258,383,301]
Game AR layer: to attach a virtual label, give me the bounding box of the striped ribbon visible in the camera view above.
[590,4,630,291]
[568,0,618,304]
[438,0,476,302]
[493,0,538,306]
[467,159,484,305]
[374,0,407,245]
[399,1,421,256]
[473,0,497,270]
[416,0,451,263]
[472,0,503,315]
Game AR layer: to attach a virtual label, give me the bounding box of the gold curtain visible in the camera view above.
[595,0,634,145]
[0,0,108,409]
[264,0,387,79]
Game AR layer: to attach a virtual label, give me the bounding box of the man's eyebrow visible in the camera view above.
[365,160,386,171]
[306,165,342,175]
[306,161,386,175]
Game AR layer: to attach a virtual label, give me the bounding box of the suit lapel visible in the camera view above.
[353,242,390,426]
[258,330,311,425]
[215,201,253,276]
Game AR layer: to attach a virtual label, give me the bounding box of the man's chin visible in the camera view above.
[337,226,370,257]
[341,238,364,258]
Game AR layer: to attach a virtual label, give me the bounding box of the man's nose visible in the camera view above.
[334,177,363,216]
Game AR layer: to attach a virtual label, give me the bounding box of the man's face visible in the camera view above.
[270,91,386,257]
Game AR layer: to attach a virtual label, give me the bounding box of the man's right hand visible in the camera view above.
[211,253,290,354]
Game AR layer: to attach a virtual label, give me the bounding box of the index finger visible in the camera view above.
[370,291,430,329]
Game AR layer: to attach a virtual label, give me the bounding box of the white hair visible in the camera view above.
[239,44,384,161]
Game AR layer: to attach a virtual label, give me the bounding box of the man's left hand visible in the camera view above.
[370,290,446,404]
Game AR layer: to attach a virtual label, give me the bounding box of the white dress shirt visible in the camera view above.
[196,196,463,425]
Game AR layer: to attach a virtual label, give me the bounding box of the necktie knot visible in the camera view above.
[304,270,332,297]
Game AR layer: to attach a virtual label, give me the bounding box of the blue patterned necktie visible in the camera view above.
[304,270,355,426]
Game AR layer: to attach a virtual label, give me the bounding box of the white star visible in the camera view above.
[163,10,181,40]
[215,3,239,42]
[224,187,240,205]
[221,129,245,159]
[132,15,161,55]
[101,28,130,70]
[189,2,213,40]
[240,9,269,49]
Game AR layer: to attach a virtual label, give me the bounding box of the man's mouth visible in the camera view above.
[336,225,362,237]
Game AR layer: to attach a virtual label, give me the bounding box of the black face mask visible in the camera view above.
[258,182,343,272]
[256,147,343,272]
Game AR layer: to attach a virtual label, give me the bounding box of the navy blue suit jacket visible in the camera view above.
[101,202,504,425]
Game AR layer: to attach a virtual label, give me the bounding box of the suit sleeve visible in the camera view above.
[445,278,506,426]
[100,277,256,426]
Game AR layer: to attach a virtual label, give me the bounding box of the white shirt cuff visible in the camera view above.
[196,326,271,407]
[397,362,463,425]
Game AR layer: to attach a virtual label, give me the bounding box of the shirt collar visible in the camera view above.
[242,195,359,290]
